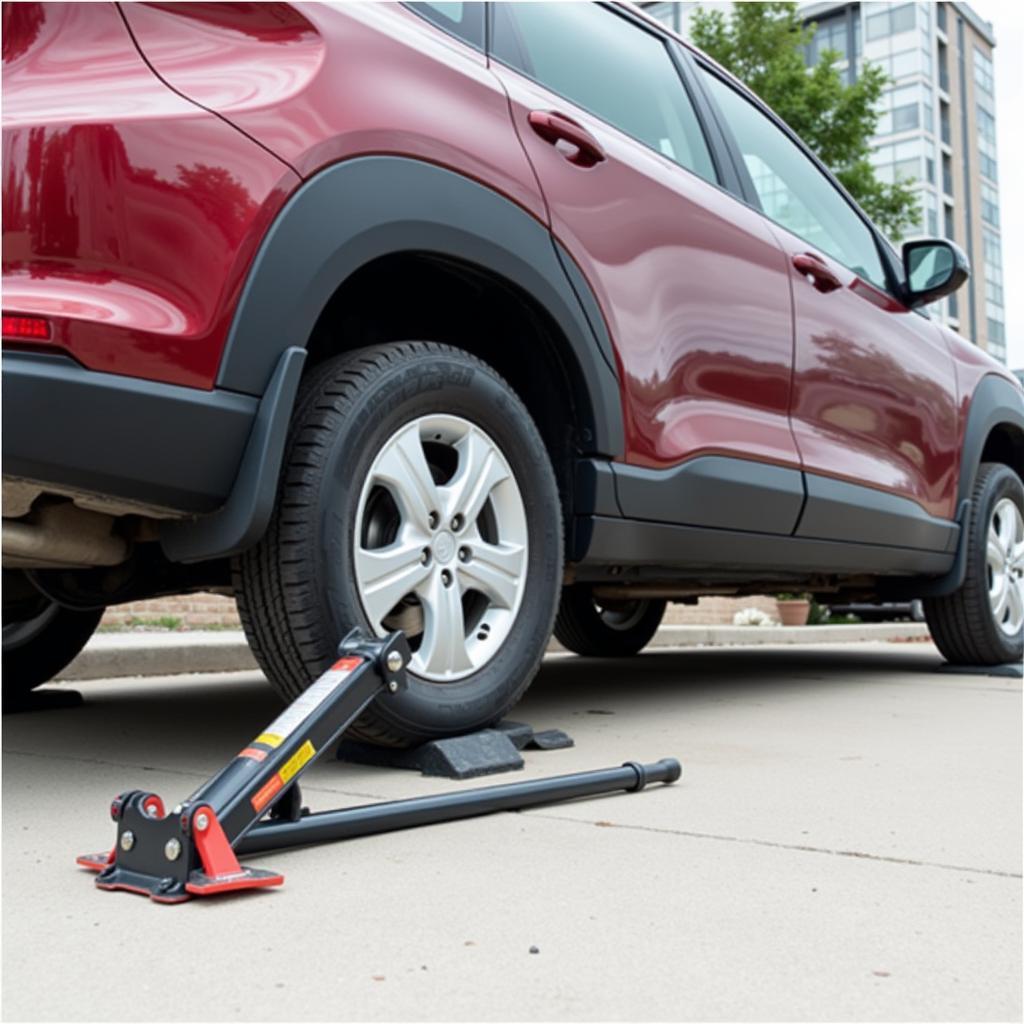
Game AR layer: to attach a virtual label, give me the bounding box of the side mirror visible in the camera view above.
[902,239,969,308]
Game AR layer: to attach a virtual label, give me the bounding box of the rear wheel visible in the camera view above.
[924,462,1024,665]
[554,585,666,657]
[2,571,103,695]
[234,343,563,747]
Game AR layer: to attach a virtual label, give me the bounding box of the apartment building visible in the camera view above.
[645,1,1006,362]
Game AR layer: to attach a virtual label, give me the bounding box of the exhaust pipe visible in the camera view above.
[3,503,128,568]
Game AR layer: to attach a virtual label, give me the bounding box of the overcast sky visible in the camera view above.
[968,0,1022,368]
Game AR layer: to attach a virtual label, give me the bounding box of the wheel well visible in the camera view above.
[980,423,1024,478]
[304,253,600,523]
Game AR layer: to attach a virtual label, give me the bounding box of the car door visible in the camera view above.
[488,2,806,536]
[695,63,961,546]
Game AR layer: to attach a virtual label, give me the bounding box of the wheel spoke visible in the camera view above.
[458,540,525,609]
[987,531,1005,574]
[417,573,471,677]
[372,424,441,534]
[991,574,1009,621]
[1005,579,1024,632]
[354,540,431,628]
[443,428,510,526]
[995,505,1016,552]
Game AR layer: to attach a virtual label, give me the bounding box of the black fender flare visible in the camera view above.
[163,156,625,562]
[216,155,624,456]
[956,374,1024,505]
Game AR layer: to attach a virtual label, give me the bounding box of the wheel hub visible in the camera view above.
[432,530,456,565]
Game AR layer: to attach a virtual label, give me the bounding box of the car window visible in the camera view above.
[491,2,717,183]
[700,69,888,290]
[404,2,484,51]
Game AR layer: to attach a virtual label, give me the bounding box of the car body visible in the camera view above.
[3,2,1023,733]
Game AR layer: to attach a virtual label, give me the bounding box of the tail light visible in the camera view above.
[2,314,52,341]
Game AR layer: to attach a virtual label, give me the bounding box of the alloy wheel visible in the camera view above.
[353,415,529,682]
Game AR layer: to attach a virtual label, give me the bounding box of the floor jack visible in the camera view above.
[77,630,681,903]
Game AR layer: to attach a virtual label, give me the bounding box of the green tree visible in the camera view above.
[690,1,919,240]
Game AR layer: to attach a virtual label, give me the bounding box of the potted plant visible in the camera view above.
[775,592,812,626]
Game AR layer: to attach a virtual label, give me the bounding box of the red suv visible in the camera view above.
[4,2,1022,741]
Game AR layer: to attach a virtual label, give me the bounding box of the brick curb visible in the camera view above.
[57,623,932,682]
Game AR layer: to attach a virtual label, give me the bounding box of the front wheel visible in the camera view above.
[554,585,666,657]
[924,462,1024,665]
[235,343,563,747]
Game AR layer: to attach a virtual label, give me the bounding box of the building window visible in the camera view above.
[981,182,1000,227]
[871,139,923,185]
[941,152,953,196]
[909,189,939,239]
[925,191,939,235]
[940,101,951,144]
[938,40,949,92]
[983,228,1004,315]
[944,204,955,241]
[877,83,931,137]
[807,13,852,62]
[866,3,916,41]
[977,107,998,181]
[937,2,947,32]
[974,47,995,101]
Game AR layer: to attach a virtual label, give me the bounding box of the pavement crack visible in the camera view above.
[524,811,1023,879]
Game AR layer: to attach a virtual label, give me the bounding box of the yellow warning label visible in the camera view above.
[278,739,316,784]
[254,732,284,749]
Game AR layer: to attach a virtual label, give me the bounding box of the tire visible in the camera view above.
[554,585,666,657]
[924,462,1024,666]
[2,571,103,694]
[234,342,563,747]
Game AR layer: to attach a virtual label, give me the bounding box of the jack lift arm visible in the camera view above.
[77,630,681,903]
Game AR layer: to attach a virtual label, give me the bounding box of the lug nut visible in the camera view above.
[420,548,431,565]
[120,830,135,852]
[441,569,453,587]
[428,511,440,529]
[451,514,464,531]
[195,813,209,832]
[164,838,182,861]
[458,547,470,562]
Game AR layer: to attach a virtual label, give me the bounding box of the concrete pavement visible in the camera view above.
[4,642,1021,1021]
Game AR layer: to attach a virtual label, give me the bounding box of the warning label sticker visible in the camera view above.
[251,774,283,813]
[279,740,316,785]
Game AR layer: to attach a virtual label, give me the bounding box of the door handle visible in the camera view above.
[527,110,606,168]
[792,252,842,293]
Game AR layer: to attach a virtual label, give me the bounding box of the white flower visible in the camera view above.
[732,607,777,627]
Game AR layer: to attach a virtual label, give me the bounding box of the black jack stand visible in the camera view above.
[78,630,681,903]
